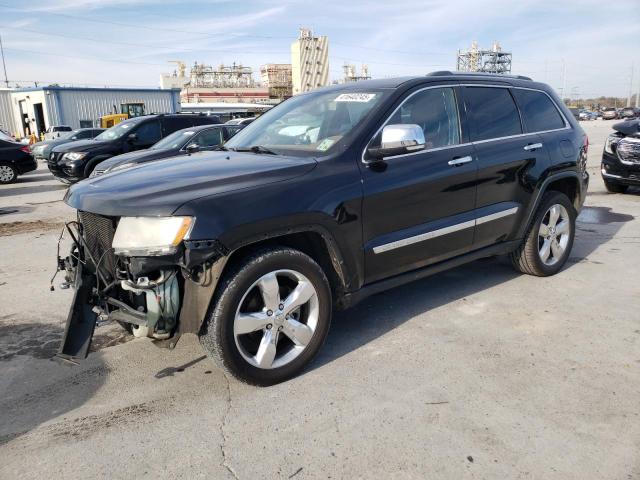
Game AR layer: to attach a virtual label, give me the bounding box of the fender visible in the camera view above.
[516,170,580,239]
[84,154,112,177]
[179,224,350,335]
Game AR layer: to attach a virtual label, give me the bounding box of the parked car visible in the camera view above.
[579,110,597,121]
[601,118,640,193]
[31,128,104,161]
[57,72,588,385]
[48,114,221,183]
[90,124,243,177]
[225,117,257,126]
[0,131,37,184]
[602,108,618,120]
[44,125,72,140]
[620,107,639,119]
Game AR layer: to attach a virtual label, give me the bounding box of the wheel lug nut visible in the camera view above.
[278,304,284,310]
[266,324,272,330]
[267,310,273,316]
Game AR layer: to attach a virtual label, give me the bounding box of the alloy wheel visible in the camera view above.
[0,165,15,183]
[233,269,319,369]
[538,204,571,266]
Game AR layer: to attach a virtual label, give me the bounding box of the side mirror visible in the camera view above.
[185,143,199,153]
[127,133,138,144]
[366,124,425,161]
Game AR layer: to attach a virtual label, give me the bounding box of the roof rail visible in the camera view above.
[426,71,532,81]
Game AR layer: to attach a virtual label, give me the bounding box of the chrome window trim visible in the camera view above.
[372,206,519,254]
[361,85,463,163]
[361,84,571,164]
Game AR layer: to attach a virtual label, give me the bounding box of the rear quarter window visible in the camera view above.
[512,89,565,132]
[464,87,522,141]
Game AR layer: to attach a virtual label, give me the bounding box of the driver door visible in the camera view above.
[360,86,478,283]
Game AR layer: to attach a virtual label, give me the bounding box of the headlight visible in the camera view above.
[62,152,87,162]
[108,162,137,173]
[112,216,194,256]
[604,134,619,155]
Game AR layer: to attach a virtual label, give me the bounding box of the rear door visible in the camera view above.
[361,85,478,283]
[462,85,549,249]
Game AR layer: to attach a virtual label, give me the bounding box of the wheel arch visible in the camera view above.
[223,227,349,301]
[181,226,350,336]
[83,154,112,177]
[517,171,580,239]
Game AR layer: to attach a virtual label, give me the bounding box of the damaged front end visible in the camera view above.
[55,211,227,361]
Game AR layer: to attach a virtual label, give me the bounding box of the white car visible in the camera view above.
[44,125,72,140]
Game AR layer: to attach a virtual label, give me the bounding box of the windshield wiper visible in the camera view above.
[232,145,278,155]
[213,145,228,151]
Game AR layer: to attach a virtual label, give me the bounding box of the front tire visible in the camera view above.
[200,247,332,386]
[603,179,628,194]
[511,191,576,277]
[0,163,18,184]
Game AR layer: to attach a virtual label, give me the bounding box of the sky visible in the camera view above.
[0,0,639,98]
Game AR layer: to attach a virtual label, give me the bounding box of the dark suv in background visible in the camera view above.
[32,128,104,161]
[90,124,243,177]
[48,114,221,182]
[601,118,640,192]
[57,72,588,385]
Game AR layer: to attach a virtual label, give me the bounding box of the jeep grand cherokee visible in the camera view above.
[55,72,588,385]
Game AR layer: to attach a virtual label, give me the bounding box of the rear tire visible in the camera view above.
[199,247,332,386]
[603,179,628,194]
[510,191,576,277]
[0,163,17,184]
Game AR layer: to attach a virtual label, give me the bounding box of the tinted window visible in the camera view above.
[75,130,93,139]
[386,87,460,149]
[465,87,522,141]
[512,89,565,132]
[162,117,194,135]
[135,120,161,145]
[190,128,222,148]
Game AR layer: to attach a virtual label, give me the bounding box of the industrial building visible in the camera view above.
[456,41,512,74]
[161,62,270,104]
[291,28,329,95]
[260,64,293,99]
[0,87,18,134]
[0,86,180,138]
[342,64,371,83]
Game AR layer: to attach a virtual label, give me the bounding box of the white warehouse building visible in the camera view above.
[0,86,181,138]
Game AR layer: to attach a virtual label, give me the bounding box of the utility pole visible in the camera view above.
[636,70,639,108]
[627,64,634,108]
[560,59,566,103]
[0,34,9,88]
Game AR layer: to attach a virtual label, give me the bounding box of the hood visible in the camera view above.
[65,151,317,217]
[97,148,179,172]
[613,119,640,137]
[52,139,111,154]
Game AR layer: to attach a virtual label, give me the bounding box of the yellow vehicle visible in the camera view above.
[99,113,129,129]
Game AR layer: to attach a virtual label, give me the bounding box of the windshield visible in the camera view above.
[151,129,196,150]
[225,89,387,156]
[94,120,139,141]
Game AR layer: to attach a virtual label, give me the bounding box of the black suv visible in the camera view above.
[48,114,220,182]
[601,118,640,192]
[56,73,588,385]
[90,124,243,177]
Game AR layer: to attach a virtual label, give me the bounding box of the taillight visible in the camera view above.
[583,135,589,154]
[20,145,31,153]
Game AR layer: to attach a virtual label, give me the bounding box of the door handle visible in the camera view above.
[448,155,473,166]
[524,143,543,151]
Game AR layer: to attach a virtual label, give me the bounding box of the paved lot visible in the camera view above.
[1,120,638,479]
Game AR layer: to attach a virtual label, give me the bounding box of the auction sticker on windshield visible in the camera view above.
[317,138,335,151]
[335,93,376,102]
